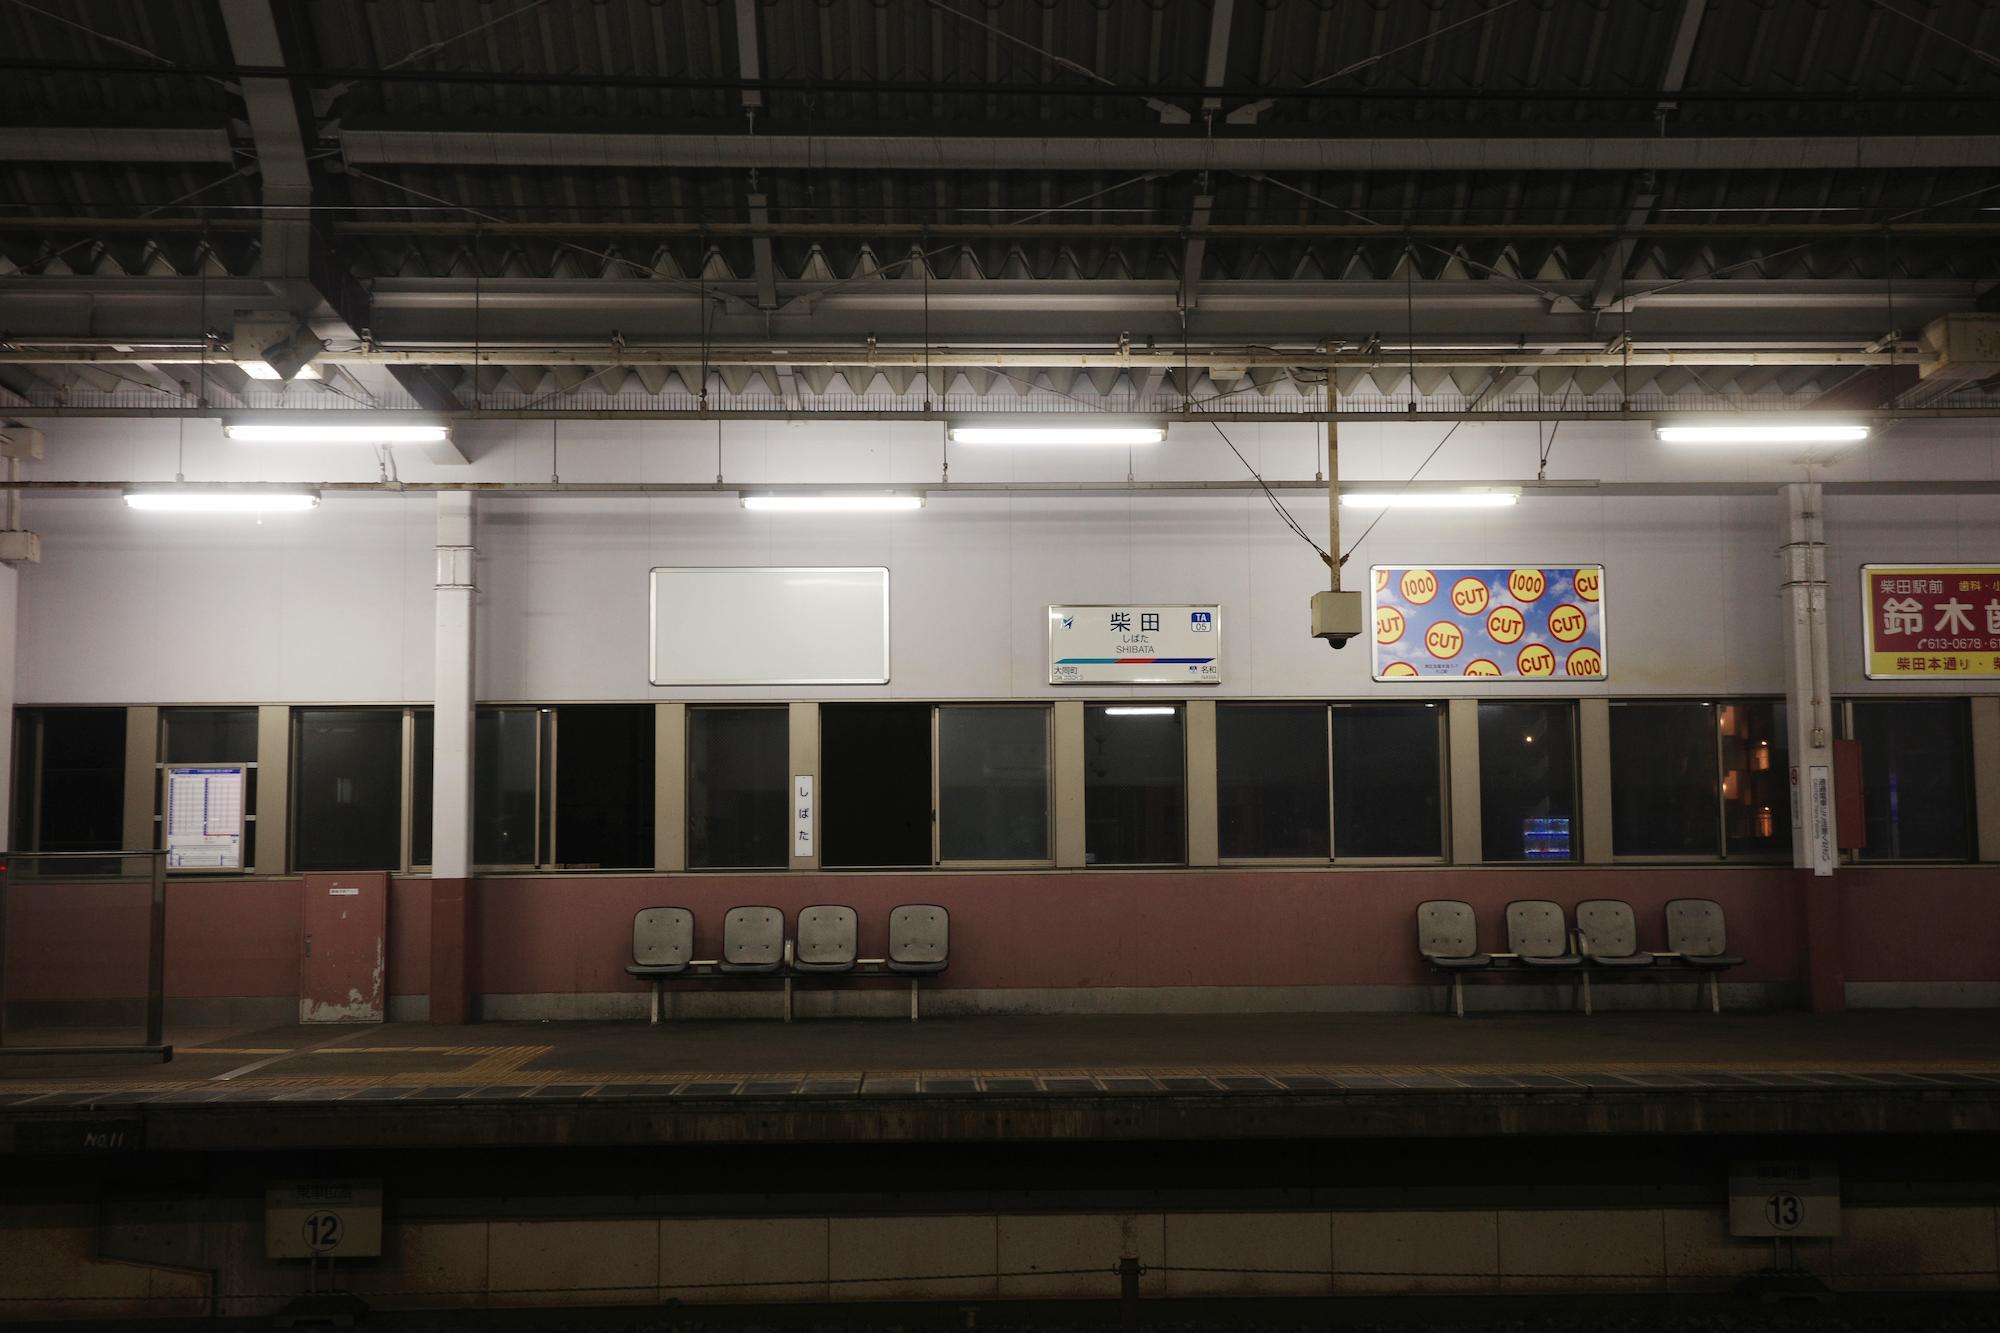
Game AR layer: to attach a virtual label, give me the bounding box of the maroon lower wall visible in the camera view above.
[1841,865,2000,983]
[476,867,1817,996]
[4,866,1996,1010]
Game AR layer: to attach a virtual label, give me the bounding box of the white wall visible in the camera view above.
[10,414,2000,704]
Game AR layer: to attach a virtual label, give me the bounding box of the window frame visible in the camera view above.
[1081,700,1189,868]
[934,702,1055,869]
[11,706,128,857]
[1330,700,1452,866]
[289,705,413,875]
[1604,696,1796,864]
[1609,699,1725,864]
[1476,699,1582,865]
[471,705,547,872]
[154,706,261,875]
[684,702,792,871]
[1214,700,1332,867]
[1839,695,1979,864]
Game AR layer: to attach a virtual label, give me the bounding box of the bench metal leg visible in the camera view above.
[1581,970,1593,1016]
[910,979,920,1023]
[650,981,661,1025]
[1709,971,1721,1014]
[784,975,793,1023]
[1452,974,1464,1019]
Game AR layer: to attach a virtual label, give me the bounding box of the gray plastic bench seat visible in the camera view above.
[1416,900,1490,1017]
[1666,898,1746,1012]
[791,905,857,974]
[626,907,693,1023]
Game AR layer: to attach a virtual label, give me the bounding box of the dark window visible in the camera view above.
[1217,704,1328,859]
[687,707,789,868]
[161,708,256,764]
[292,709,403,872]
[553,705,655,868]
[1610,703,1720,856]
[13,708,126,854]
[475,708,540,866]
[822,704,932,867]
[160,707,260,868]
[1721,700,1789,858]
[411,709,433,867]
[1334,704,1445,858]
[1850,700,1974,861]
[1084,705,1185,866]
[1478,702,1577,862]
[939,706,1050,861]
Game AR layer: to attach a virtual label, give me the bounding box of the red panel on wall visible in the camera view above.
[1833,738,1866,849]
[300,872,387,1023]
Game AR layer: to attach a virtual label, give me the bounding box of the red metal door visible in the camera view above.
[300,872,388,1023]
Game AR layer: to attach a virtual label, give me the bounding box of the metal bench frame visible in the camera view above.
[628,904,948,1023]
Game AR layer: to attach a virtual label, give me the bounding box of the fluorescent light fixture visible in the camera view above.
[948,425,1166,446]
[124,488,320,513]
[239,361,322,381]
[741,492,924,513]
[1101,706,1177,716]
[1654,422,1870,445]
[224,422,451,445]
[1340,489,1520,509]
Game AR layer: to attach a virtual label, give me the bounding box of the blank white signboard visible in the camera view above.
[650,566,890,685]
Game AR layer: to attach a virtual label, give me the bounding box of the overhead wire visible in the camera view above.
[1339,374,1508,567]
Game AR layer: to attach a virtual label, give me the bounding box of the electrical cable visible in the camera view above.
[1191,405,1331,566]
[1339,374,1507,566]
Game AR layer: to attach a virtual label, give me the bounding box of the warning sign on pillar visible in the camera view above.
[1808,764,1834,877]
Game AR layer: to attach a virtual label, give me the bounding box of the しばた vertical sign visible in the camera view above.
[1370,566,1606,681]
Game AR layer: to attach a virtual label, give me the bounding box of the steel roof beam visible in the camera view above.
[0,127,236,162]
[335,129,2000,173]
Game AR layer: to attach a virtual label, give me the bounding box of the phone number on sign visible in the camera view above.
[1913,638,1999,651]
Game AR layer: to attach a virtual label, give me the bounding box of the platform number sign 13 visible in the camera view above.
[1764,1191,1805,1232]
[266,1181,383,1259]
[1728,1162,1839,1239]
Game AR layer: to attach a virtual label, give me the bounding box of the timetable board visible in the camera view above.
[165,765,246,870]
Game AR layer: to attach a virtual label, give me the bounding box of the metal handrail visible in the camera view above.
[0,849,171,1059]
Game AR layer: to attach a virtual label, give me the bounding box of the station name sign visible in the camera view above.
[1049,605,1221,685]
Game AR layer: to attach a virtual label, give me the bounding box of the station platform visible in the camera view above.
[3,1010,1998,1153]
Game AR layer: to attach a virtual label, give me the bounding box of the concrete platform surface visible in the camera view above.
[3,1011,1998,1151]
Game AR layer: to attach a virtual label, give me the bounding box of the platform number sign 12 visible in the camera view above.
[266,1181,383,1260]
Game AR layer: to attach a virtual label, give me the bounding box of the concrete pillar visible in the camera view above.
[788,701,819,870]
[1053,702,1086,868]
[1185,700,1219,867]
[252,705,289,875]
[1447,697,1483,864]
[0,564,14,851]
[655,703,686,871]
[122,707,158,854]
[1578,698,1614,863]
[1780,482,1843,1013]
[430,493,477,1024]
